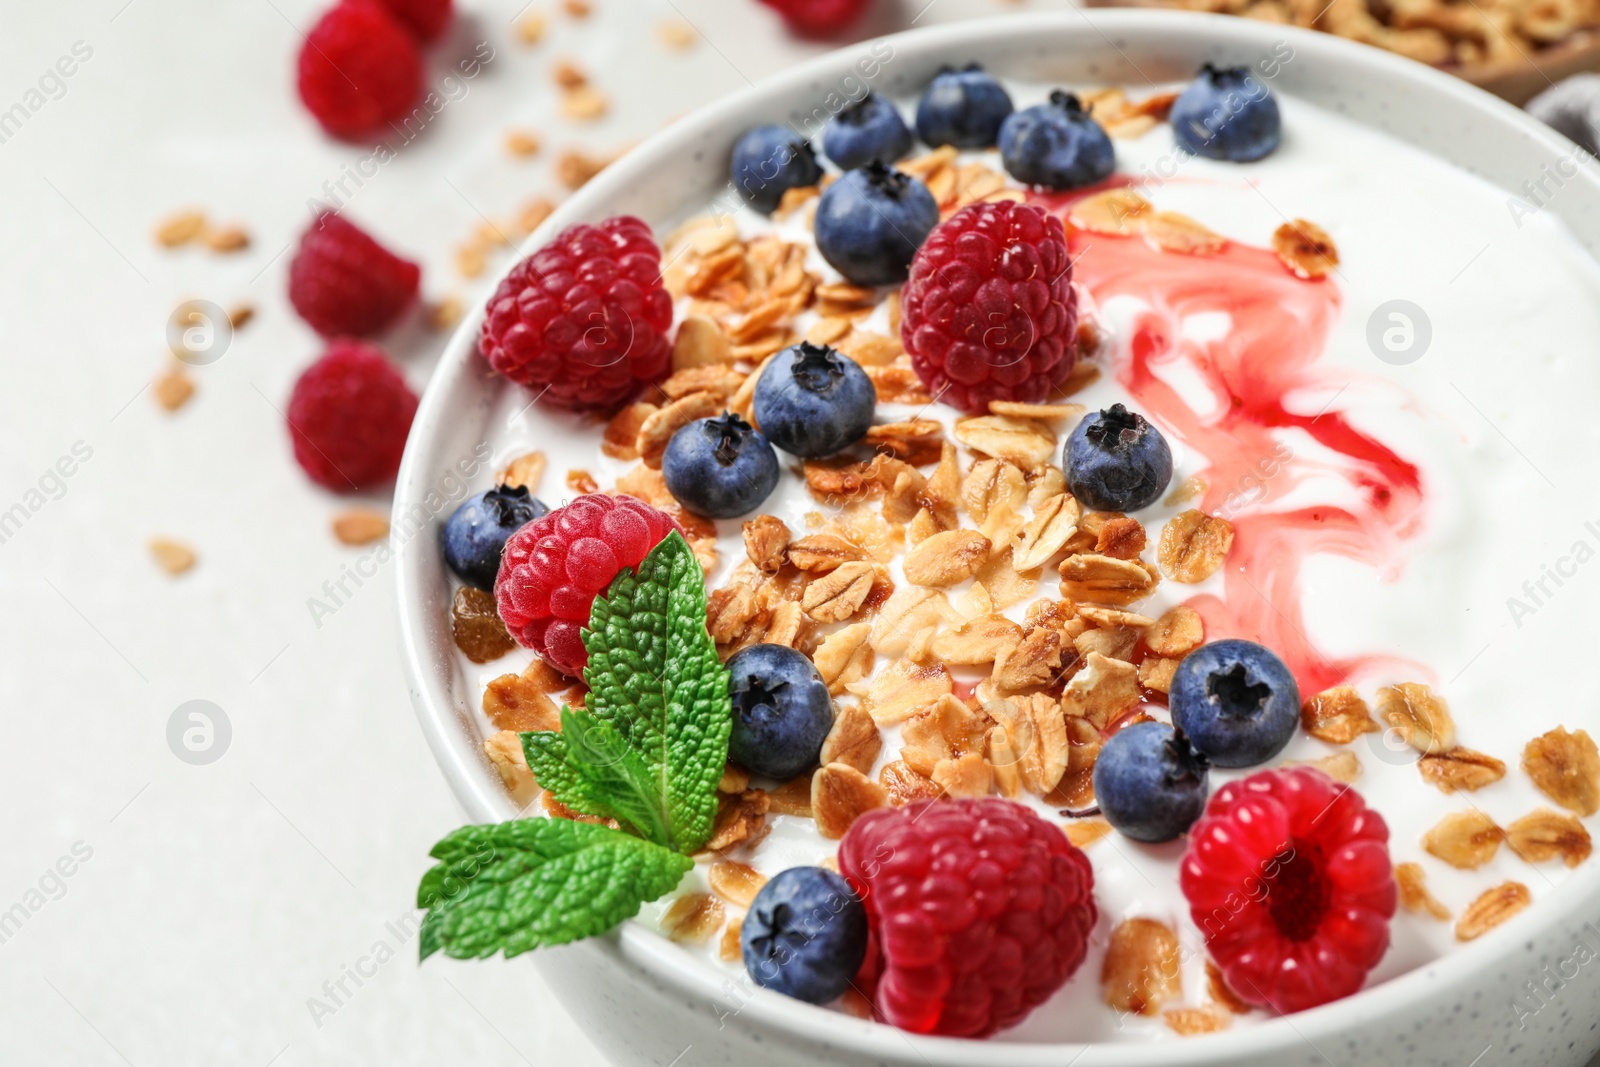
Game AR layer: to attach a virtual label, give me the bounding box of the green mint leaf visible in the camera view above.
[520,730,623,825]
[416,818,692,960]
[417,908,443,960]
[519,710,674,846]
[555,707,674,847]
[582,531,731,854]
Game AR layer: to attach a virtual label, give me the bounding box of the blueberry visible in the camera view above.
[814,162,939,286]
[1092,721,1210,843]
[731,124,823,215]
[1170,63,1282,163]
[1170,639,1301,768]
[742,866,868,1004]
[1063,404,1173,512]
[439,485,547,590]
[661,413,780,519]
[753,343,876,459]
[914,63,1014,148]
[727,643,835,780]
[998,91,1115,190]
[823,92,913,170]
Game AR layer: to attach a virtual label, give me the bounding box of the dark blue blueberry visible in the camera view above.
[914,63,1014,149]
[1170,63,1282,163]
[753,342,876,459]
[814,162,939,286]
[731,124,823,215]
[741,866,867,1005]
[1092,721,1210,843]
[823,92,913,170]
[661,413,779,519]
[1063,404,1173,512]
[439,485,546,590]
[727,643,835,780]
[998,90,1115,190]
[1170,639,1301,768]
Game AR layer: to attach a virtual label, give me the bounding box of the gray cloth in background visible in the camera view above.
[1527,74,1600,156]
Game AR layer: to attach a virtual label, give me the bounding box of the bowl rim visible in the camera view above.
[395,11,1600,1062]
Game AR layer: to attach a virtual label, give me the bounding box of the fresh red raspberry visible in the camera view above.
[839,798,1097,1037]
[495,495,681,677]
[1180,766,1397,1015]
[900,200,1079,415]
[374,0,453,42]
[758,0,872,35]
[296,1,424,141]
[286,340,418,491]
[289,212,421,337]
[480,216,673,412]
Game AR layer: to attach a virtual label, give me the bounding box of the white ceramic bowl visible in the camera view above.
[395,12,1600,1065]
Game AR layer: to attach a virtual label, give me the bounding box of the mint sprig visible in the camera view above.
[417,819,693,959]
[579,530,732,853]
[522,707,672,846]
[418,530,732,961]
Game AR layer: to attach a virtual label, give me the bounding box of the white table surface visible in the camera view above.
[0,1,1089,1064]
[7,3,1595,1066]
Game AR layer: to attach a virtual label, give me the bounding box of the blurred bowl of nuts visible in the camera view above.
[1081,0,1600,103]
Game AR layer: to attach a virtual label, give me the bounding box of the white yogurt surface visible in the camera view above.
[458,82,1600,1042]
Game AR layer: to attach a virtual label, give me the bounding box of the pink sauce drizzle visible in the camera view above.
[1032,188,1429,694]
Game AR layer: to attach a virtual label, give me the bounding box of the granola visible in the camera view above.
[1455,882,1531,942]
[1377,682,1456,755]
[1156,509,1234,582]
[1013,493,1082,570]
[1504,809,1593,867]
[801,561,876,622]
[812,622,875,694]
[853,658,953,726]
[812,762,889,839]
[661,893,724,944]
[1272,219,1340,279]
[1418,747,1506,793]
[1101,917,1182,1016]
[1395,862,1451,921]
[742,515,791,573]
[1422,810,1504,869]
[879,759,943,805]
[819,701,882,774]
[708,861,767,908]
[1522,726,1600,815]
[902,529,992,587]
[1301,685,1380,745]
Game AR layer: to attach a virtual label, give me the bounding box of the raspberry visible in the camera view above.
[289,212,421,337]
[375,0,453,42]
[838,798,1097,1037]
[296,1,424,141]
[758,0,872,35]
[480,216,674,412]
[1180,766,1397,1014]
[900,200,1079,415]
[286,340,418,491]
[494,495,681,677]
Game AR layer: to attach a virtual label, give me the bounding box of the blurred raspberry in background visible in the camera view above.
[758,0,873,36]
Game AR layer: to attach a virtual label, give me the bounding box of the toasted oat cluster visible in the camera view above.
[1158,0,1595,71]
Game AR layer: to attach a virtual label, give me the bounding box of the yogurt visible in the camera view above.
[459,83,1600,1042]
